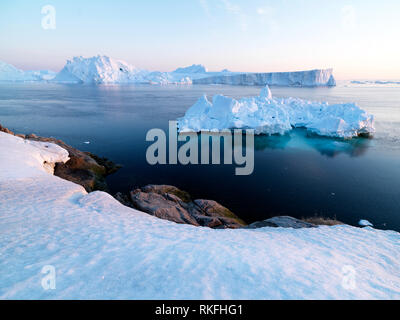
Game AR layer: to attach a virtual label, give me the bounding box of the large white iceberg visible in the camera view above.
[53,55,193,85]
[193,69,336,87]
[178,86,375,139]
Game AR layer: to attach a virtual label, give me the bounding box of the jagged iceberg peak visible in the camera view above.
[173,64,208,74]
[52,55,194,84]
[178,86,375,139]
[53,55,145,84]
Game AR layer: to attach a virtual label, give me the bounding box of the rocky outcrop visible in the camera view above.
[26,134,121,192]
[244,216,317,229]
[129,185,246,229]
[0,124,121,192]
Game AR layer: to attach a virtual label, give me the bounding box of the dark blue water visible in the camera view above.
[1,82,400,231]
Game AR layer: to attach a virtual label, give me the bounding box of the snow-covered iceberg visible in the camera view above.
[193,69,336,87]
[0,61,55,82]
[178,86,374,139]
[1,131,400,299]
[53,55,193,85]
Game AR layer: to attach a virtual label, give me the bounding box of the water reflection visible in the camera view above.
[254,128,371,157]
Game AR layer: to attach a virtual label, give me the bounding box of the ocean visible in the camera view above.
[1,81,399,230]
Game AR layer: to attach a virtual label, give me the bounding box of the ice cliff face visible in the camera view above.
[0,61,55,81]
[193,69,336,87]
[178,86,374,139]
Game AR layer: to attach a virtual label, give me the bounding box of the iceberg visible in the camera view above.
[53,55,193,84]
[178,86,375,139]
[193,69,336,87]
[0,56,337,87]
[172,64,208,74]
[0,61,55,82]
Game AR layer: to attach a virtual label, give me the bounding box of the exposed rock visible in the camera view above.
[301,216,343,226]
[130,185,246,229]
[0,124,14,135]
[27,136,121,192]
[245,216,317,229]
[114,192,135,208]
[0,124,121,192]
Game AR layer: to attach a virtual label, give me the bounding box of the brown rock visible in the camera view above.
[26,135,121,192]
[244,216,317,229]
[130,184,246,229]
[0,124,14,135]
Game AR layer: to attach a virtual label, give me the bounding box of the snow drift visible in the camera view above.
[193,69,336,87]
[178,86,375,138]
[0,131,399,299]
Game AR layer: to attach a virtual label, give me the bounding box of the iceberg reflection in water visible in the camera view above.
[254,128,371,157]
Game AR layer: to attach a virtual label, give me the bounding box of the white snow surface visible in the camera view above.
[1,131,399,299]
[178,86,375,138]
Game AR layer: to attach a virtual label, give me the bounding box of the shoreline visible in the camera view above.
[1,123,345,230]
[0,127,399,299]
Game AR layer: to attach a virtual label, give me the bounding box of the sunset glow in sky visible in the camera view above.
[1,0,399,79]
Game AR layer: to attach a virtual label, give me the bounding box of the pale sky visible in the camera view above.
[0,0,399,79]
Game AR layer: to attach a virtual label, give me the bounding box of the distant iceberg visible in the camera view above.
[351,80,400,85]
[0,55,337,87]
[193,69,336,87]
[178,86,374,139]
[172,64,208,74]
[53,56,193,84]
[0,61,55,82]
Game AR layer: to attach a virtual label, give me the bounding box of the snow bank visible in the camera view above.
[193,69,336,87]
[178,86,375,138]
[0,61,55,82]
[1,131,399,299]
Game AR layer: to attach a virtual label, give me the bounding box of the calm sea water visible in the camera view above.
[1,82,400,231]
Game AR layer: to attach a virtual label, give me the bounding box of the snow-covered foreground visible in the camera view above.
[1,131,399,299]
[178,86,375,139]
